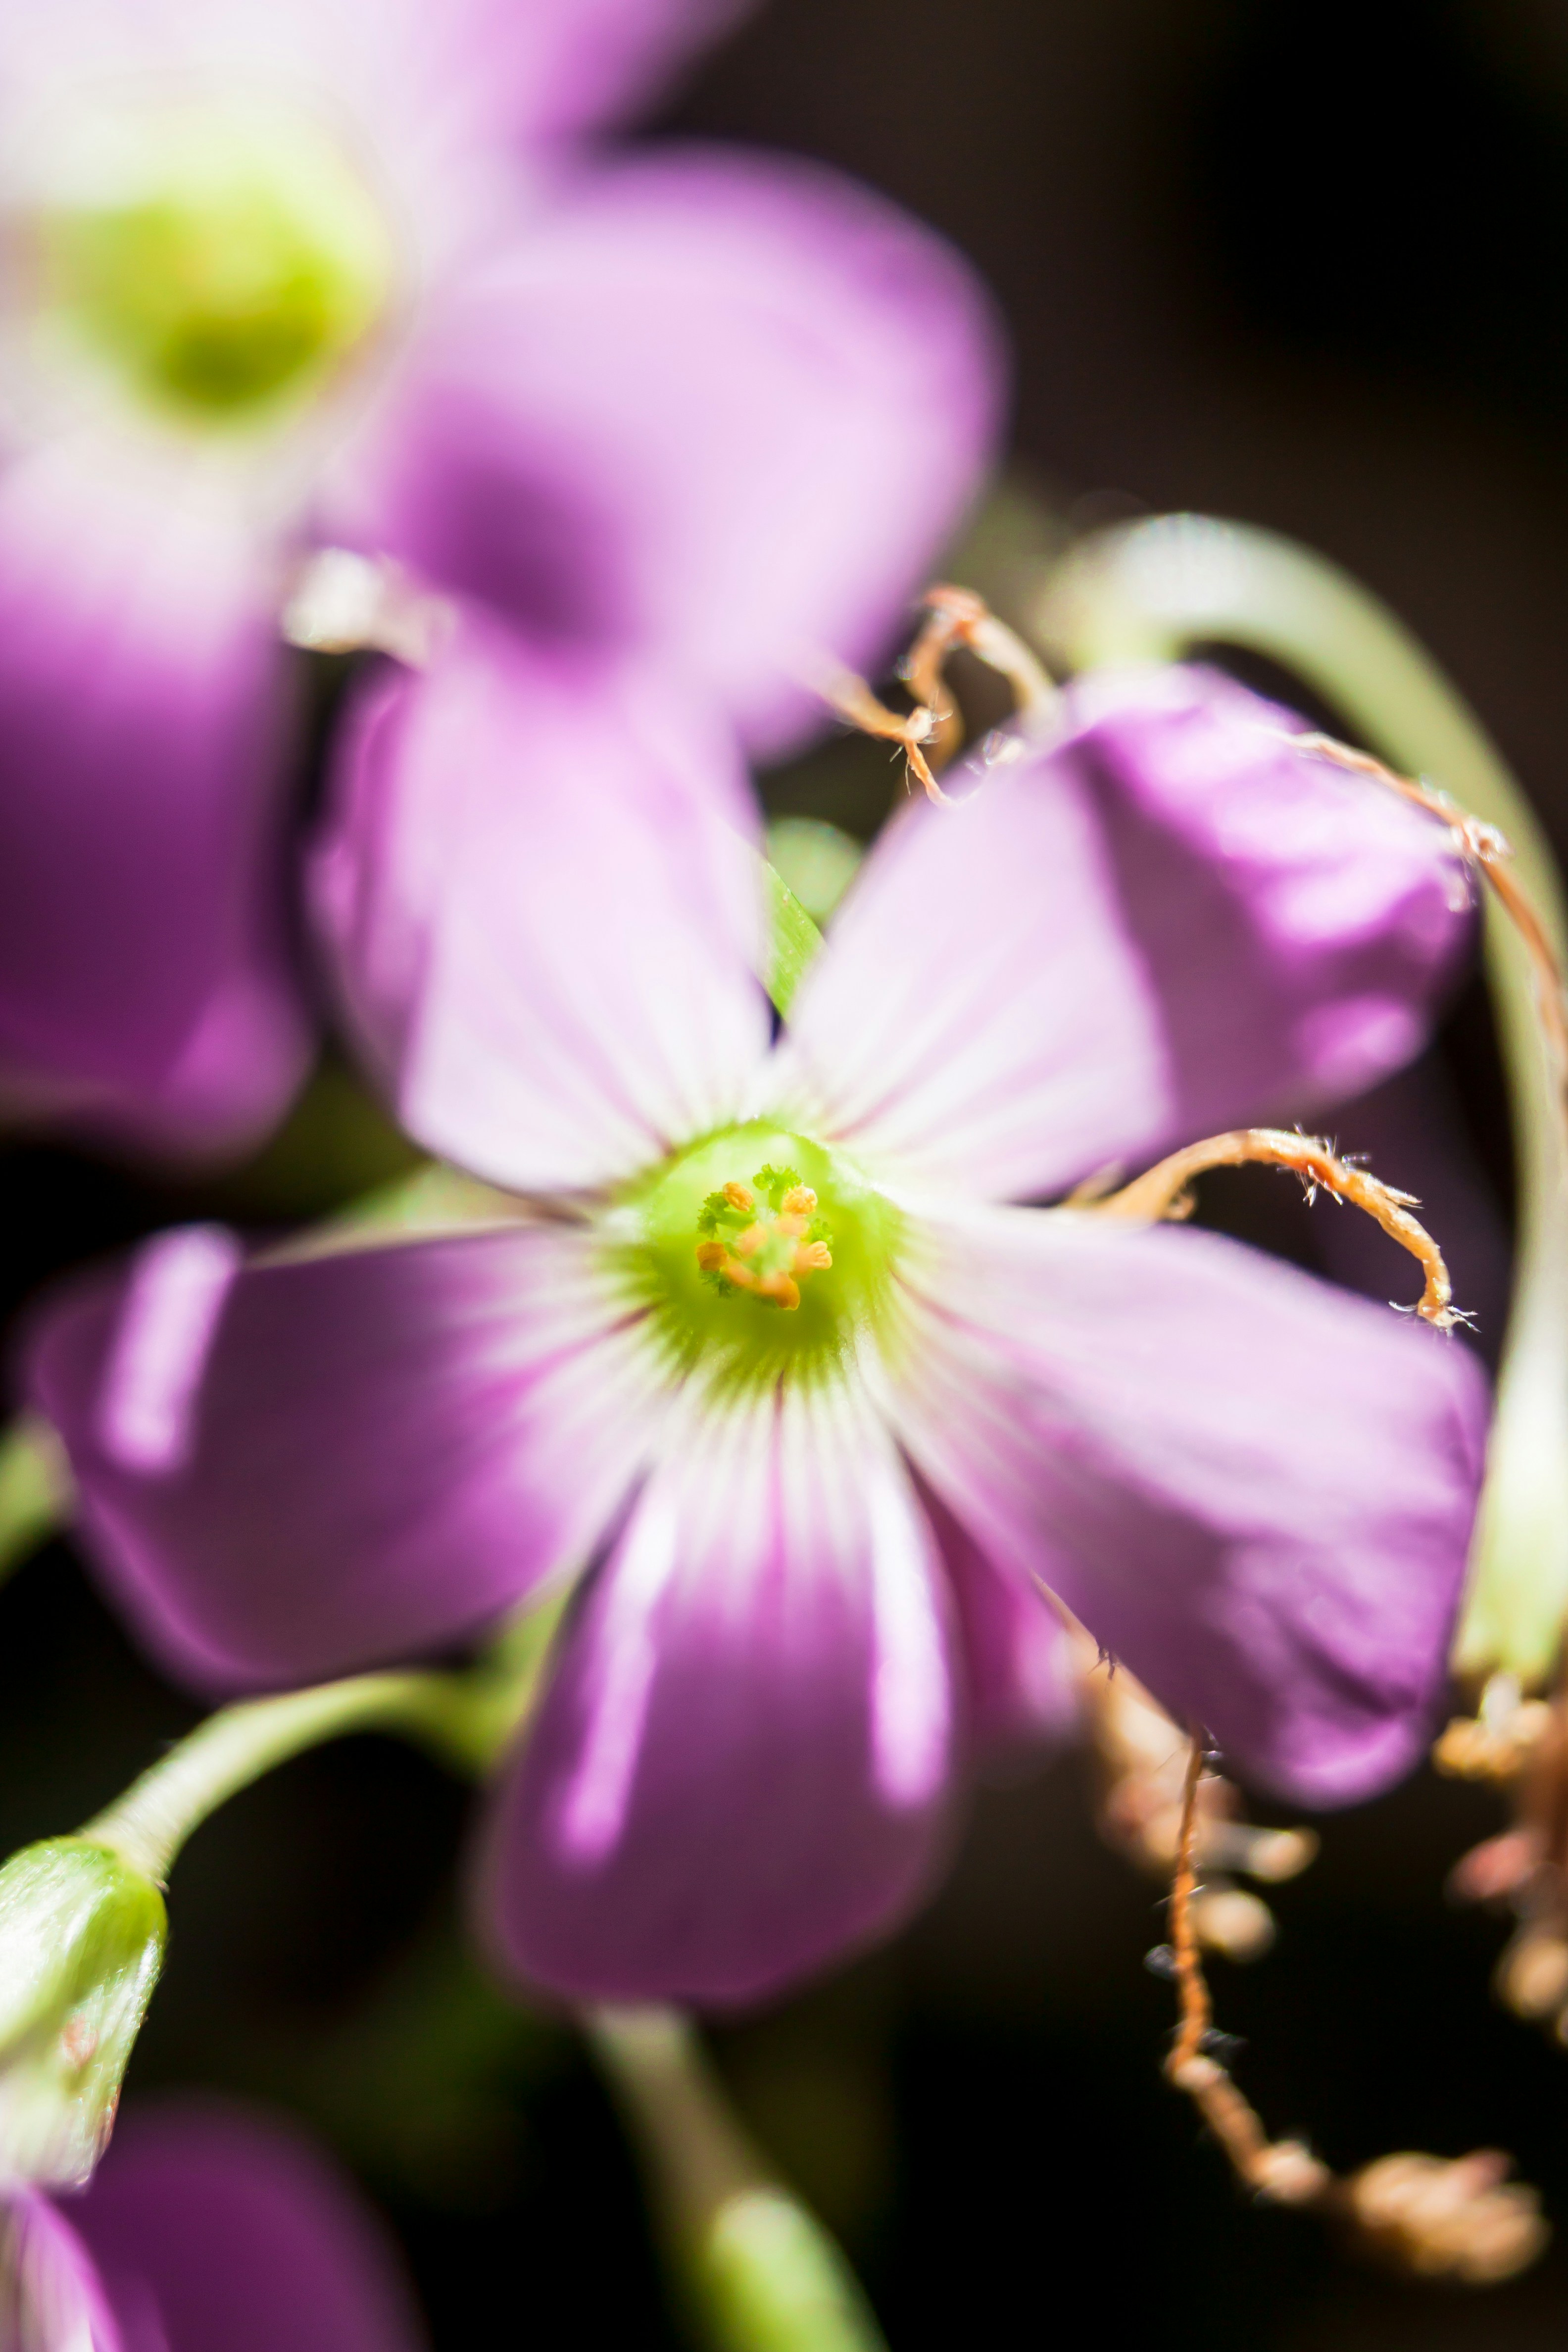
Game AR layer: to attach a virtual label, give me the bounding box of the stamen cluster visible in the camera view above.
[695,1166,833,1312]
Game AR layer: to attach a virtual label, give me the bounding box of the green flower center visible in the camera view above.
[33,101,394,425]
[613,1123,905,1394]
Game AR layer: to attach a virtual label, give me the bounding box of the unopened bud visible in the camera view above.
[1236,1828,1319,1885]
[0,1839,165,2188]
[1432,1702,1551,1782]
[1344,2150,1548,2284]
[1447,1828,1540,1905]
[1495,1926,1568,2021]
[1249,2139,1332,2206]
[1191,1887,1276,1962]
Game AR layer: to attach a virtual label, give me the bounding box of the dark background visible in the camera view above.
[7,2,1568,2345]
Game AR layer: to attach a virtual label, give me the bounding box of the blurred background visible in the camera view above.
[8,1,1568,2343]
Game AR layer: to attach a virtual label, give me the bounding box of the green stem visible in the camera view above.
[1043,516,1568,1682]
[80,1672,484,1883]
[80,1589,564,1884]
[588,2008,887,2352]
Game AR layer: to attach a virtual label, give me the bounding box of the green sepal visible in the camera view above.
[0,1838,166,2185]
[759,860,824,1020]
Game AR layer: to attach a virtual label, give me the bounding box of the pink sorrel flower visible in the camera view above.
[28,648,1488,2006]
[0,0,999,1156]
[3,2099,424,2352]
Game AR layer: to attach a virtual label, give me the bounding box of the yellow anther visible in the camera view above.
[781,1185,817,1217]
[722,1181,755,1212]
[695,1241,727,1274]
[796,1240,833,1273]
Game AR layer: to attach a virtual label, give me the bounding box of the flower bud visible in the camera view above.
[1343,2150,1548,2284]
[1190,1886,1276,1962]
[1495,1926,1568,2022]
[0,1839,165,2189]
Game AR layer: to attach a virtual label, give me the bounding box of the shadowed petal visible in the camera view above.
[920,1480,1080,1766]
[323,149,1003,758]
[69,2100,425,2352]
[313,623,770,1194]
[886,1204,1487,1805]
[775,668,1472,1202]
[1059,665,1476,1135]
[479,1379,961,2008]
[27,1220,663,1692]
[0,438,310,1160]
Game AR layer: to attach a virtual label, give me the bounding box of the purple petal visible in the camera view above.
[0,0,751,275]
[771,736,1175,1201]
[312,622,770,1194]
[888,1204,1488,1805]
[479,1381,961,2008]
[321,149,1003,758]
[0,2190,122,2352]
[68,2099,425,2352]
[777,669,1472,1202]
[1058,665,1477,1135]
[27,1220,663,1691]
[424,0,756,145]
[0,439,310,1160]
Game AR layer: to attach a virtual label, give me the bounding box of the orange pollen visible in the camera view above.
[694,1178,833,1314]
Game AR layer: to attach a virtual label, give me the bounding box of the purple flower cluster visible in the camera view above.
[32,654,1485,2005]
[0,0,1506,2318]
[0,0,997,1156]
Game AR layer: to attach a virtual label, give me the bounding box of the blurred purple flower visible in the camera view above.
[0,0,1000,1157]
[3,2099,423,2352]
[29,653,1487,2007]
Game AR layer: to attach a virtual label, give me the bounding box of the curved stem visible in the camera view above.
[78,1586,563,1886]
[79,1671,491,1884]
[1044,515,1568,1683]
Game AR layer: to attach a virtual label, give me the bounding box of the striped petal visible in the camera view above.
[479,1377,961,2007]
[27,1220,662,1691]
[887,1202,1487,1805]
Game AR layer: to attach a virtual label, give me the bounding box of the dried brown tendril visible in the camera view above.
[1440,1675,1568,2044]
[1078,1634,1314,1961]
[1163,1733,1548,2284]
[814,583,1055,803]
[1289,731,1568,1135]
[1287,734,1568,2028]
[1095,1126,1459,1330]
